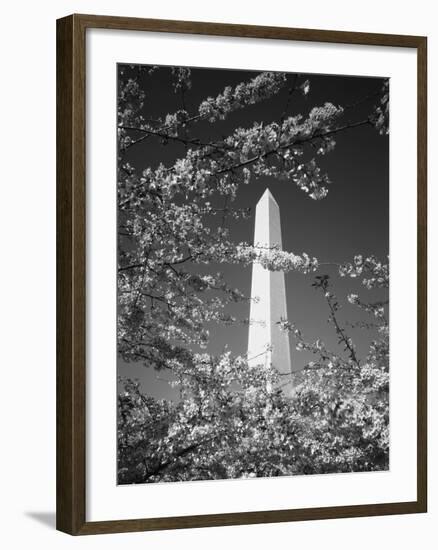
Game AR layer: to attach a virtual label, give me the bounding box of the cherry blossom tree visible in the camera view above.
[117,66,389,483]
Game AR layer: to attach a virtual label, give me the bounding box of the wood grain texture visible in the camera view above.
[74,13,426,47]
[416,37,428,513]
[56,15,86,534]
[56,13,427,536]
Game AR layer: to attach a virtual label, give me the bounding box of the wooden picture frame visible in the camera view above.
[56,13,427,535]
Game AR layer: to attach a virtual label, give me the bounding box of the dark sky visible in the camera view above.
[118,65,389,400]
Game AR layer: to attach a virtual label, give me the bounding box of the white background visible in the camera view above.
[0,0,436,548]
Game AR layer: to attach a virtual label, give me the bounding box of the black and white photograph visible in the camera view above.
[0,0,431,545]
[117,64,389,485]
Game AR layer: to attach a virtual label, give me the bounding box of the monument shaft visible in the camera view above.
[247,189,292,378]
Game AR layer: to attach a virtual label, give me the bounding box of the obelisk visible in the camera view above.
[247,188,292,384]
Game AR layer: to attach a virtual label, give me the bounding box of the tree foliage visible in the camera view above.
[117,66,389,484]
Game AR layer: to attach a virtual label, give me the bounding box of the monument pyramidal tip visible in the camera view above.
[247,188,292,389]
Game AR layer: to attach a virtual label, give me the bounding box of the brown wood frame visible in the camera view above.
[57,13,428,535]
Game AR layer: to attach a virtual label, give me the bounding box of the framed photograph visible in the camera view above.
[56,14,427,535]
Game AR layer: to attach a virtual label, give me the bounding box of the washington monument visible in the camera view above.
[247,188,292,385]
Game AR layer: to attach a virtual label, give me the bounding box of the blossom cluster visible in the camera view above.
[199,72,287,122]
[339,255,389,288]
[370,79,389,135]
[171,67,192,93]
